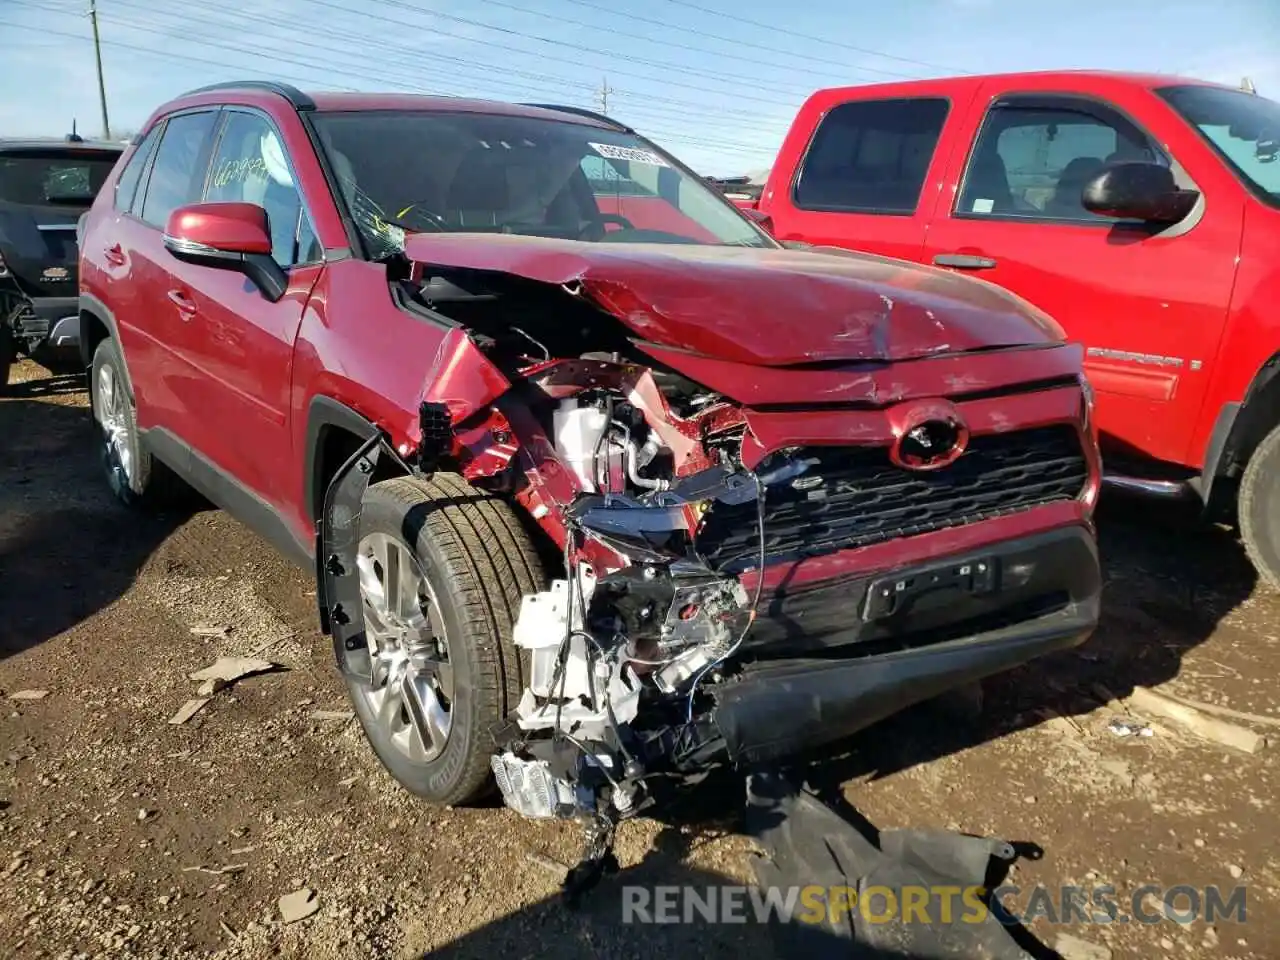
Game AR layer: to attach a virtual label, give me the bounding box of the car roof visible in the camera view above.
[158,82,623,131]
[809,69,1232,101]
[0,137,125,153]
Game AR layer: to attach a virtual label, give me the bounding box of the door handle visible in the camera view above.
[932,253,998,270]
[103,244,126,266]
[167,289,197,319]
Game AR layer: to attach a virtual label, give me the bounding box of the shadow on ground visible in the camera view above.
[0,379,189,659]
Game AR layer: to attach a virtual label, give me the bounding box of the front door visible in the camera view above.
[169,108,321,505]
[923,87,1241,469]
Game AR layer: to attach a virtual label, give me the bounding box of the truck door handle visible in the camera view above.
[167,290,197,319]
[933,253,997,270]
[103,244,126,266]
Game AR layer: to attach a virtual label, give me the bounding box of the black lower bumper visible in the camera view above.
[712,524,1101,766]
[10,297,79,349]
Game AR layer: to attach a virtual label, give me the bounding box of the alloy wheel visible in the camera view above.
[354,531,454,763]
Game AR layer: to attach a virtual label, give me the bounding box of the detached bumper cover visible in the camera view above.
[713,524,1100,766]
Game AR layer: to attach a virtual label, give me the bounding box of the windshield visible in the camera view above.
[1157,84,1280,208]
[311,110,773,258]
[0,150,119,206]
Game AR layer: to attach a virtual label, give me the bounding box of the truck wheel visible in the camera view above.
[346,474,546,806]
[90,338,185,507]
[1239,421,1280,591]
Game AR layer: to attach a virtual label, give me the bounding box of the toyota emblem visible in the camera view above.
[893,417,967,471]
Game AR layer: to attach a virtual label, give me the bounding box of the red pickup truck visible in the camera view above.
[748,71,1280,588]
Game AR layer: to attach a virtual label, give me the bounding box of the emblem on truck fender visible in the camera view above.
[888,400,969,472]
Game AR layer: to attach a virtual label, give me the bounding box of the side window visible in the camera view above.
[957,101,1165,221]
[793,97,950,215]
[205,111,314,267]
[114,125,161,212]
[140,110,219,229]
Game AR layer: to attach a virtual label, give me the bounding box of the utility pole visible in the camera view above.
[88,0,111,139]
[596,77,613,114]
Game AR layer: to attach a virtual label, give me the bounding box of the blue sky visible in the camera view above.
[1,0,1276,174]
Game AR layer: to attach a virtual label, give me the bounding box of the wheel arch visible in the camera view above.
[304,394,407,529]
[1201,349,1280,512]
[78,294,133,399]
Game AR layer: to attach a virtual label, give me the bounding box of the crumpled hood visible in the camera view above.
[404,234,1064,367]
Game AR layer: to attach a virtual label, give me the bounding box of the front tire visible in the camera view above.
[346,474,547,806]
[1239,421,1280,591]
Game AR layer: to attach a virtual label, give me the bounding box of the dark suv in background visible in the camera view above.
[0,135,123,386]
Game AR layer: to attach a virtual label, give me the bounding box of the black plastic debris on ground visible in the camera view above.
[745,769,1041,959]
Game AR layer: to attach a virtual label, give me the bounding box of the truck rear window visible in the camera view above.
[0,150,119,207]
[793,97,950,215]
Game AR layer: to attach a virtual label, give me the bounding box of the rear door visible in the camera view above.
[922,82,1241,468]
[121,109,222,447]
[760,91,967,262]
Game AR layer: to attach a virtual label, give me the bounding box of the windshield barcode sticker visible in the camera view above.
[589,142,669,167]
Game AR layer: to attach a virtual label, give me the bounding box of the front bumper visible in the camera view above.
[711,522,1101,765]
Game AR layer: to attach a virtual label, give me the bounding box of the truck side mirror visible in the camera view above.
[1081,161,1199,225]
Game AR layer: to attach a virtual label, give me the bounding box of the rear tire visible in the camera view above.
[345,474,547,806]
[90,337,185,507]
[1239,421,1280,591]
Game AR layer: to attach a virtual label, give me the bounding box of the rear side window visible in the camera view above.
[140,110,219,229]
[0,150,119,207]
[956,98,1165,222]
[114,127,161,212]
[793,97,950,215]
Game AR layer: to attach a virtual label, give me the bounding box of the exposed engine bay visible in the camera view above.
[319,249,1100,901]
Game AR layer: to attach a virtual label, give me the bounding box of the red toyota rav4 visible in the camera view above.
[78,82,1101,848]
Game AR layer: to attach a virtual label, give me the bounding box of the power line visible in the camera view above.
[100,5,773,154]
[5,9,776,159]
[656,0,971,75]
[554,0,923,81]
[346,0,804,105]
[469,0,894,84]
[99,0,779,125]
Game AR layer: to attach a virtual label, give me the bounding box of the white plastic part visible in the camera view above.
[511,568,640,737]
[553,398,610,493]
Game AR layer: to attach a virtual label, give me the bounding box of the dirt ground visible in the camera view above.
[1,357,1277,960]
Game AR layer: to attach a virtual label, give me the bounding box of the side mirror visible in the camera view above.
[741,206,774,234]
[163,202,286,302]
[1081,161,1200,225]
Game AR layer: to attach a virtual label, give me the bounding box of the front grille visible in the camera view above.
[696,425,1088,572]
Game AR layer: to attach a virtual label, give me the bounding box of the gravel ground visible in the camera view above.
[1,357,1277,959]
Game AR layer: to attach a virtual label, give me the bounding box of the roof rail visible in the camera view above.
[180,81,315,111]
[520,103,632,133]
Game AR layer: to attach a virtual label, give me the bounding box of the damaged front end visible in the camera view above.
[353,240,1102,895]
